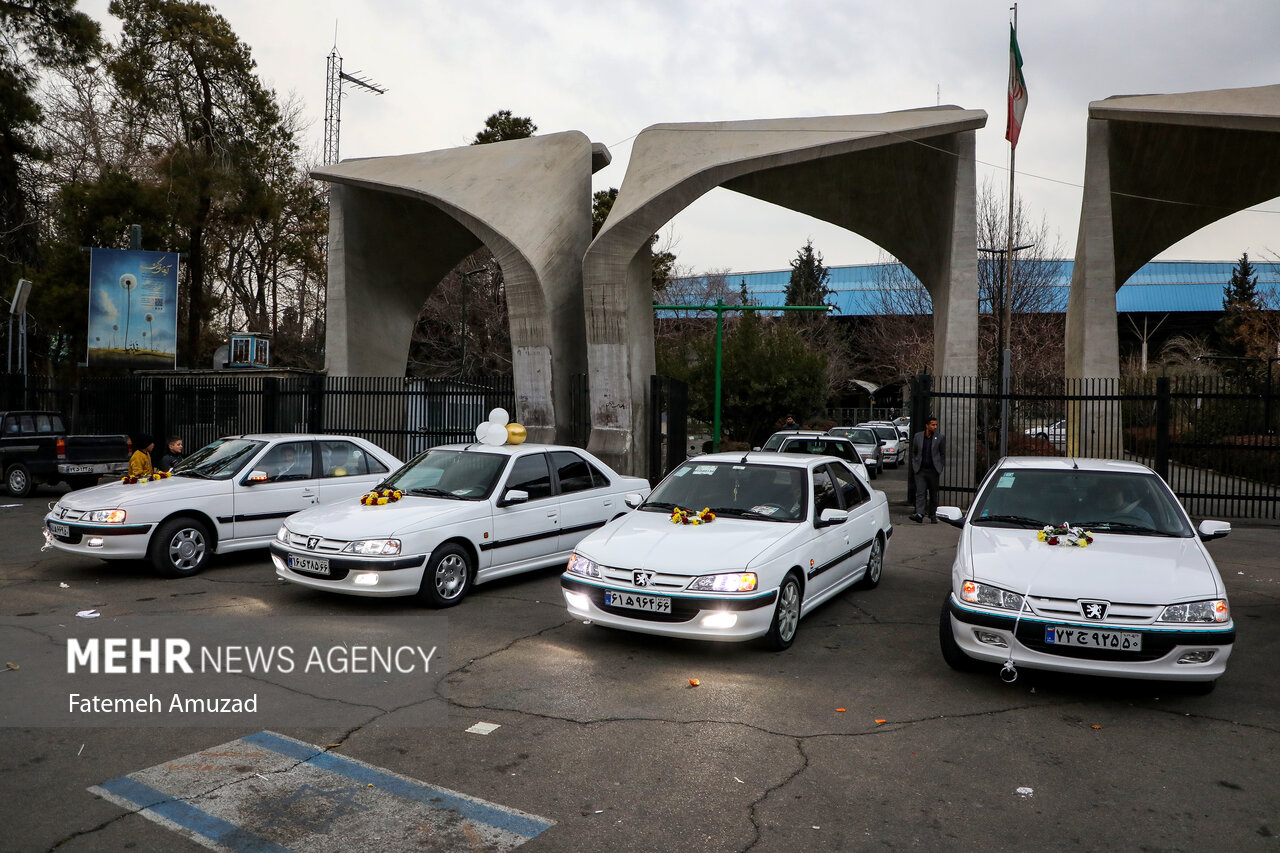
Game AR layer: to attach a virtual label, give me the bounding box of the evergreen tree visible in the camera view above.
[1223,252,1258,309]
[472,110,536,144]
[785,240,832,307]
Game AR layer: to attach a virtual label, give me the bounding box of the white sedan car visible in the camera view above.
[938,457,1234,691]
[272,443,651,606]
[43,434,400,577]
[561,452,893,649]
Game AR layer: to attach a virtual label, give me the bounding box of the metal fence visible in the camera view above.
[913,374,1280,519]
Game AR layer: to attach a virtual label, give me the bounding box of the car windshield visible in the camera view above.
[846,428,877,445]
[870,426,898,442]
[970,468,1192,537]
[384,449,507,500]
[761,434,786,451]
[176,438,265,480]
[643,460,807,522]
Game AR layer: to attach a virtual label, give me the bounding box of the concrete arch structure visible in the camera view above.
[312,131,609,443]
[582,106,987,474]
[1066,84,1280,380]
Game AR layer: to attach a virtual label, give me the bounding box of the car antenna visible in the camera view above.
[740,452,751,464]
[1071,458,1079,469]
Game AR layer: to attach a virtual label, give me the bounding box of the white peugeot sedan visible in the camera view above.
[938,457,1234,691]
[561,452,893,650]
[272,443,651,606]
[43,435,400,577]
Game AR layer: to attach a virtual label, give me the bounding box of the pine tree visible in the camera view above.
[785,240,832,307]
[1223,252,1258,309]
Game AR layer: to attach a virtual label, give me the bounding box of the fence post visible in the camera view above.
[648,375,663,485]
[1154,376,1170,481]
[150,377,166,446]
[262,377,279,433]
[307,373,326,434]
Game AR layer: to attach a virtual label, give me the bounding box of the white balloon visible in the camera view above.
[488,408,510,427]
[481,426,507,446]
[475,423,492,443]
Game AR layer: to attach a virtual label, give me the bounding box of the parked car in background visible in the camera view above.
[937,457,1234,692]
[273,443,650,606]
[43,434,400,577]
[562,452,892,649]
[757,430,872,482]
[827,426,883,479]
[858,422,908,469]
[1024,419,1067,447]
[893,416,911,438]
[1,410,129,497]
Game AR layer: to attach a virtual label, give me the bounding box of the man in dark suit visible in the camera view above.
[909,415,945,523]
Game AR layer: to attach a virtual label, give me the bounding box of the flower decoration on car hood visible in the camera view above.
[1036,522,1094,547]
[671,506,716,525]
[360,488,404,506]
[121,471,171,484]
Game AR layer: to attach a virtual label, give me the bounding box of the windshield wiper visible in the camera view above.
[1071,520,1178,536]
[640,500,681,511]
[175,470,210,479]
[407,487,459,499]
[709,506,785,521]
[972,514,1044,528]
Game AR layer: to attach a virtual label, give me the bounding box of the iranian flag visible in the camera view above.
[1005,24,1028,148]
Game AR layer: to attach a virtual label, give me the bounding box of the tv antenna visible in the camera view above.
[323,32,386,166]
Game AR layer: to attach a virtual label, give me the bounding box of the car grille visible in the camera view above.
[598,565,691,592]
[281,532,347,553]
[1027,596,1162,625]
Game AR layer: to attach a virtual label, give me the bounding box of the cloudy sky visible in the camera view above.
[80,0,1280,275]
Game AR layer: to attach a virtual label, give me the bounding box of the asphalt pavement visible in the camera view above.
[1,465,1278,852]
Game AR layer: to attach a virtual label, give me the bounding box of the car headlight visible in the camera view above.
[960,580,1025,611]
[688,572,758,592]
[276,525,289,543]
[566,552,600,578]
[1158,599,1230,623]
[84,509,126,524]
[342,539,401,556]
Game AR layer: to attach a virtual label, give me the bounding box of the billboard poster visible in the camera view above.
[87,249,180,369]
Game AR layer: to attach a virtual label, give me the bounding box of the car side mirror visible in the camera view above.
[936,506,965,528]
[245,470,269,485]
[624,492,644,509]
[498,488,529,507]
[816,508,848,528]
[752,446,761,452]
[1197,519,1231,541]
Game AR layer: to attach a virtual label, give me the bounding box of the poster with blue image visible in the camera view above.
[87,249,180,368]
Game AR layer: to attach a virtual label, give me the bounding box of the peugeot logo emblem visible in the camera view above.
[307,536,320,551]
[633,569,654,588]
[1080,600,1109,620]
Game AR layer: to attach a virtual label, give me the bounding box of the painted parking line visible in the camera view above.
[90,731,554,852]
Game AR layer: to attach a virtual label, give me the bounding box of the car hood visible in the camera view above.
[53,476,229,509]
[965,526,1221,603]
[575,510,799,574]
[282,496,482,539]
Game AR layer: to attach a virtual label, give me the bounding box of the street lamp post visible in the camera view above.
[652,299,835,451]
[977,244,1032,458]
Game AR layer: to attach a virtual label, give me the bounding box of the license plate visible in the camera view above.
[64,465,91,474]
[288,554,330,575]
[605,590,672,613]
[48,522,70,537]
[1046,626,1142,651]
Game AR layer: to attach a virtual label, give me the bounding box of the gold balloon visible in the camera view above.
[506,423,527,445]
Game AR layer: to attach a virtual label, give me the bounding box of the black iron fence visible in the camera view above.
[913,374,1280,519]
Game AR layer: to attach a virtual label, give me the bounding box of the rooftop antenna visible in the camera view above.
[323,25,386,166]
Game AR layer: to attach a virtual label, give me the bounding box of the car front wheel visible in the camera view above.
[418,542,473,608]
[151,517,212,577]
[858,535,884,589]
[6,463,34,497]
[764,572,802,651]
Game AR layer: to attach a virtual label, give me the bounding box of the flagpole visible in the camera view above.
[1001,3,1019,460]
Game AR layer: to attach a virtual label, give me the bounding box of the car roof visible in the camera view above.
[779,434,853,444]
[995,456,1156,474]
[767,429,826,438]
[429,442,595,457]
[688,451,825,469]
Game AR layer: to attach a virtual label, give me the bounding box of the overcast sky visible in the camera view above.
[80,0,1280,275]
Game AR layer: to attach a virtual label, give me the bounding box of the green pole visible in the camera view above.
[653,301,834,452]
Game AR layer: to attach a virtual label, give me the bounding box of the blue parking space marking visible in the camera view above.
[90,731,555,852]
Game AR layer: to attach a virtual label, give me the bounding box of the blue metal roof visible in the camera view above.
[661,260,1280,316]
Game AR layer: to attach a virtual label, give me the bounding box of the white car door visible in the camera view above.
[483,451,561,574]
[830,462,880,579]
[803,465,854,601]
[315,438,392,504]
[550,450,620,552]
[232,440,320,542]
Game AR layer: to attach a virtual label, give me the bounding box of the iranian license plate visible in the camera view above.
[605,590,672,613]
[288,554,330,575]
[64,465,91,474]
[1046,626,1142,651]
[48,522,70,538]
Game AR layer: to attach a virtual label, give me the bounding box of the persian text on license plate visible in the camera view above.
[288,554,330,575]
[1046,626,1142,651]
[605,590,671,613]
[48,522,70,538]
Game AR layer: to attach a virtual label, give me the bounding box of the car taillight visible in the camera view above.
[56,437,66,460]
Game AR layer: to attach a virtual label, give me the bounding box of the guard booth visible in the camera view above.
[228,333,271,368]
